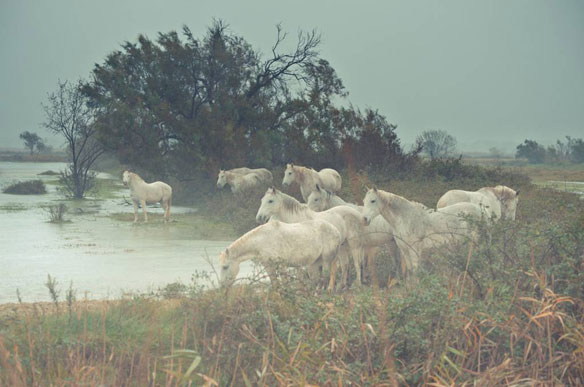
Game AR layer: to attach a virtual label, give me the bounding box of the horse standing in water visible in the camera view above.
[282,163,342,202]
[218,218,342,287]
[122,170,172,223]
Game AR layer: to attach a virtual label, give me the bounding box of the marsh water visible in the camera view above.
[0,162,239,304]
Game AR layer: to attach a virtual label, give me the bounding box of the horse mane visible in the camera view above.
[494,185,516,201]
[481,186,516,201]
[278,190,309,214]
[294,165,318,184]
[130,172,144,183]
[377,189,428,211]
[223,170,235,182]
[294,165,306,183]
[226,223,268,259]
[325,189,335,201]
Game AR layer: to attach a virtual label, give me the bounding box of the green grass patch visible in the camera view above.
[90,178,123,200]
[109,212,237,240]
[2,180,47,195]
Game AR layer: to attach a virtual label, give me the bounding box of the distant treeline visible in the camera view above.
[516,136,584,164]
[81,21,418,180]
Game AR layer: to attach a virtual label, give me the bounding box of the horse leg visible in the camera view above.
[132,200,139,223]
[349,243,363,287]
[366,246,380,286]
[327,259,337,292]
[166,198,171,222]
[141,200,148,222]
[161,198,170,222]
[306,262,321,287]
[331,246,349,291]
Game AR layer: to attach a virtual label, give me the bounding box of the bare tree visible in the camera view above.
[43,80,104,198]
[415,129,457,160]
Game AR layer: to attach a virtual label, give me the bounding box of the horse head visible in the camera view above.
[307,184,327,211]
[219,248,239,287]
[256,187,281,223]
[216,170,227,188]
[362,187,381,226]
[122,170,131,187]
[282,164,295,187]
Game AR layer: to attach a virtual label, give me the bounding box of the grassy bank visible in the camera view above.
[1,163,583,385]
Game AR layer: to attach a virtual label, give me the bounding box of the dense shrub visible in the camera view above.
[2,180,47,195]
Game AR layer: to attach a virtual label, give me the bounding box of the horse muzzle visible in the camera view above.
[256,215,269,224]
[362,216,371,226]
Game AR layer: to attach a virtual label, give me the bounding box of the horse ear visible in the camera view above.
[270,186,276,193]
[372,186,378,192]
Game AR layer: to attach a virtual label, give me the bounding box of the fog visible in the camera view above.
[1,0,583,152]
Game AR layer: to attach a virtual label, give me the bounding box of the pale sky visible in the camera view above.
[1,0,583,152]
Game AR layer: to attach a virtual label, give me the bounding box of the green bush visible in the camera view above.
[2,180,47,194]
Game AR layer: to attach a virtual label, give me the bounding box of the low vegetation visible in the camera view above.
[516,136,584,164]
[1,163,583,385]
[0,150,66,163]
[45,203,68,223]
[38,170,59,176]
[2,180,47,195]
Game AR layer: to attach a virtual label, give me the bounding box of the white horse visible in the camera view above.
[219,218,342,287]
[122,170,172,223]
[256,188,366,289]
[216,168,273,194]
[227,167,273,184]
[282,163,342,202]
[308,184,404,279]
[363,187,482,272]
[437,185,519,220]
[227,167,254,175]
[307,184,361,212]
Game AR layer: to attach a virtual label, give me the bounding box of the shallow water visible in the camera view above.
[0,162,244,303]
[538,180,584,197]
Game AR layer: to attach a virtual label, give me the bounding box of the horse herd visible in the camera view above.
[122,164,520,290]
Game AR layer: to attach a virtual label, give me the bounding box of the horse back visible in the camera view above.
[144,181,172,203]
[318,168,342,192]
[437,189,474,209]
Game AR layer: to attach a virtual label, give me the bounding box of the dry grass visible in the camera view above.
[1,166,584,385]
